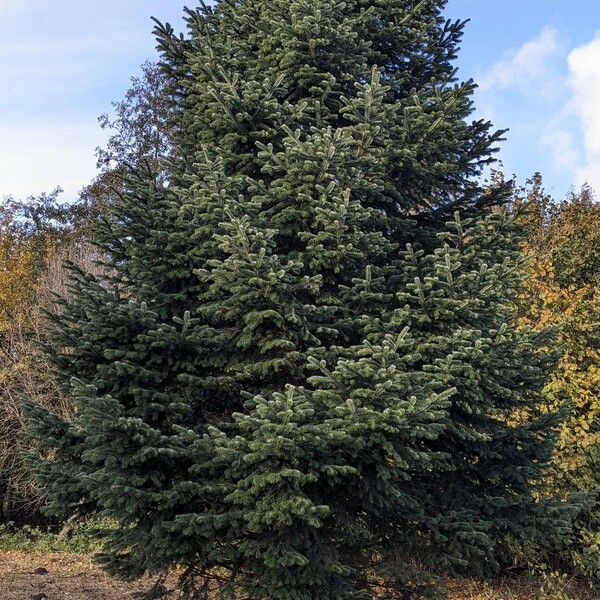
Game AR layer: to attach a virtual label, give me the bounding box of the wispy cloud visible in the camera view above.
[474,26,600,194]
[538,126,580,174]
[568,32,600,190]
[479,27,563,96]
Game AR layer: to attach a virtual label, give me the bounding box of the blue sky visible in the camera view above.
[1,1,600,201]
[447,0,600,198]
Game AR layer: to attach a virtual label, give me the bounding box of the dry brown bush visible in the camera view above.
[0,243,103,523]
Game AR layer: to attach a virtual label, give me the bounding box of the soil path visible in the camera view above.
[0,551,160,600]
[0,552,596,600]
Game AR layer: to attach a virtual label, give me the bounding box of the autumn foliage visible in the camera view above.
[514,175,600,578]
[0,195,91,522]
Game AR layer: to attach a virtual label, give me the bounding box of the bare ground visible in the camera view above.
[0,551,163,600]
[0,552,597,600]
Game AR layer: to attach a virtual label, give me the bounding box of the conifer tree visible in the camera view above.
[26,1,573,597]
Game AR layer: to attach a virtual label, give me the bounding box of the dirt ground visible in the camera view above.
[0,552,597,600]
[0,552,165,600]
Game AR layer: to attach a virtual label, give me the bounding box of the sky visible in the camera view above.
[1,1,600,202]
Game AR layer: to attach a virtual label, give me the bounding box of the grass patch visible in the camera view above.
[0,519,109,554]
[446,574,598,600]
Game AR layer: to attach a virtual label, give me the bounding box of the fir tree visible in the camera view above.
[26,1,574,597]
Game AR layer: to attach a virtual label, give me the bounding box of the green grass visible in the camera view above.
[0,519,109,554]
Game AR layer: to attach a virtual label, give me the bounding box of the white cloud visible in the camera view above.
[479,27,562,95]
[568,32,600,190]
[539,127,579,174]
[479,26,600,193]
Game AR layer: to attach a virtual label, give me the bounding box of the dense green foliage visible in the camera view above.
[25,2,580,597]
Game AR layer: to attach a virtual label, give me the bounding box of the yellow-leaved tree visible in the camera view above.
[0,198,69,522]
[514,175,600,578]
[0,212,36,334]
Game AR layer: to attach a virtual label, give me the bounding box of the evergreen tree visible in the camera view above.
[26,1,572,597]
